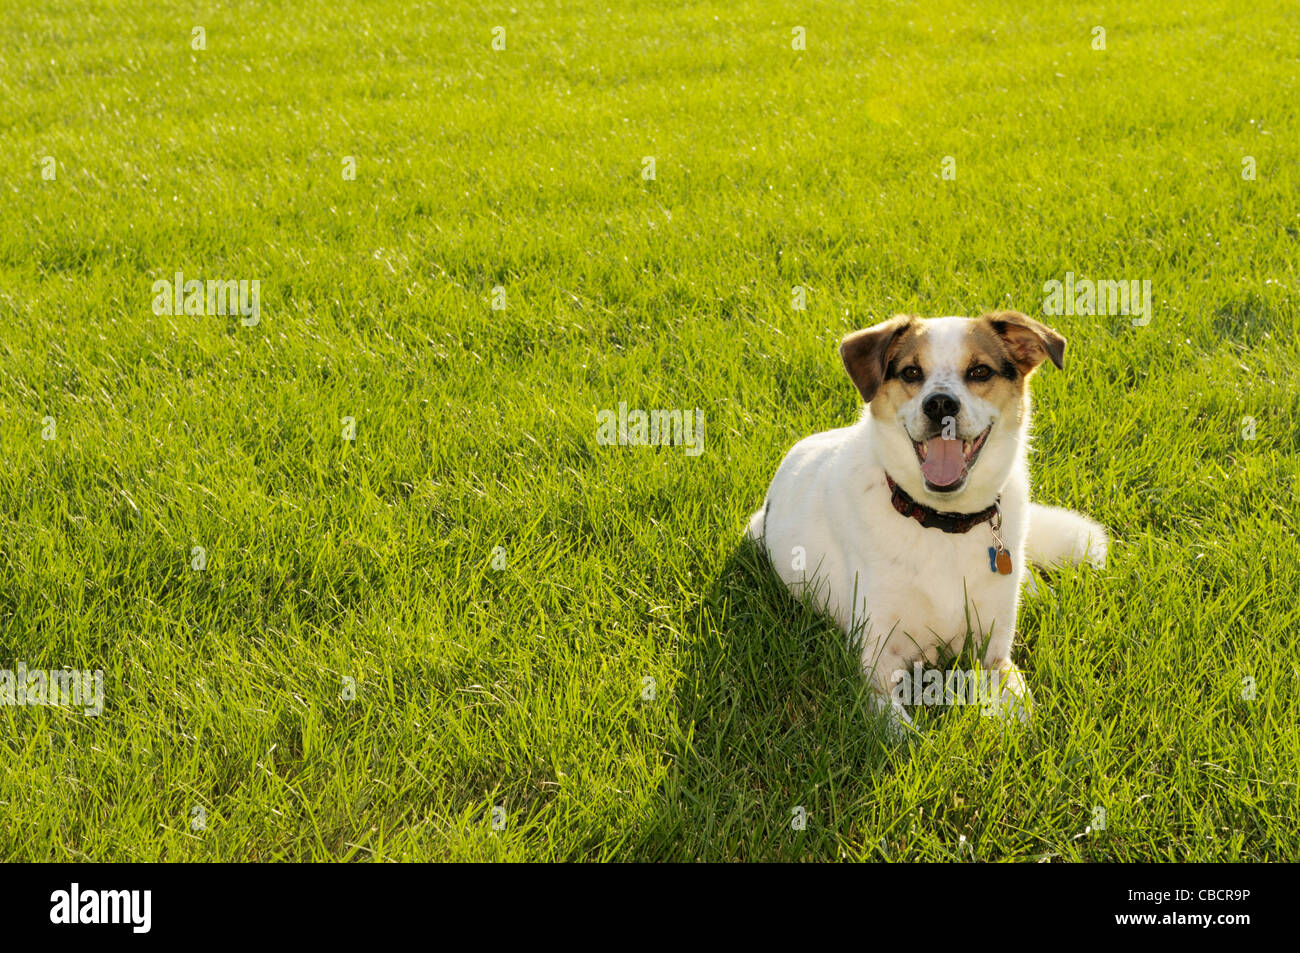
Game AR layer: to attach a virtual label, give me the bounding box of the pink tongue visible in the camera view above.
[921,437,966,486]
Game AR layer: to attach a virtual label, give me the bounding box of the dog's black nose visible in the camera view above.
[922,392,961,423]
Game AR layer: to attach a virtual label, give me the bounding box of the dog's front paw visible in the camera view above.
[871,688,917,743]
[980,664,1034,725]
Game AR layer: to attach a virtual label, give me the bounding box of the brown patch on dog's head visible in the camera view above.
[840,315,918,402]
[955,318,1037,427]
[982,311,1065,376]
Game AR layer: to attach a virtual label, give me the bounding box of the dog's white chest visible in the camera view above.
[841,510,1021,659]
[752,420,1027,674]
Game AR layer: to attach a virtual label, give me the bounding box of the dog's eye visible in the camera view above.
[901,365,923,383]
[967,364,993,382]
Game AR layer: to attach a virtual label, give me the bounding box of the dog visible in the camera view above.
[747,311,1107,733]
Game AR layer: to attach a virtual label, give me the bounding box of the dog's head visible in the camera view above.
[840,312,1065,507]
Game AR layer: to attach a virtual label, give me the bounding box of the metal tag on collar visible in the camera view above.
[988,502,1013,575]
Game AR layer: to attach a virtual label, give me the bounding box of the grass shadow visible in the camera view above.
[633,534,906,861]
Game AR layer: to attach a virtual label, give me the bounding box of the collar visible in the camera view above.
[885,474,1000,534]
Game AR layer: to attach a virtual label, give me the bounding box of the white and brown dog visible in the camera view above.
[747,311,1107,732]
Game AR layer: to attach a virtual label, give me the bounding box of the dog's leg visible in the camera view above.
[978,658,1034,724]
[1026,503,1108,570]
[864,646,917,741]
[870,689,914,741]
[982,618,1033,724]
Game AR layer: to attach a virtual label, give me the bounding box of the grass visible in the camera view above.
[0,0,1297,861]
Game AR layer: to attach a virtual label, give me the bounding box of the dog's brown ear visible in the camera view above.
[984,311,1065,373]
[840,315,915,403]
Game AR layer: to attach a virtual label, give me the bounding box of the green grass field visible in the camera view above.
[1,0,1297,861]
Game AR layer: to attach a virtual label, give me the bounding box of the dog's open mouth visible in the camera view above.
[913,425,992,491]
